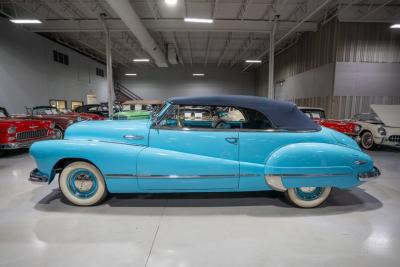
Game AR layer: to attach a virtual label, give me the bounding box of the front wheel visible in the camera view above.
[54,128,63,139]
[360,131,375,150]
[285,187,331,208]
[59,161,107,206]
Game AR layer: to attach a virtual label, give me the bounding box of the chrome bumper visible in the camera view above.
[29,168,49,183]
[358,166,380,181]
[0,136,55,150]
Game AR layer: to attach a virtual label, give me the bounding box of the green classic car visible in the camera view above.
[112,110,150,120]
[112,100,163,120]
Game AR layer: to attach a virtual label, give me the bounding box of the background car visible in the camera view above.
[299,107,361,137]
[0,107,56,156]
[350,105,400,150]
[14,106,100,139]
[112,100,162,120]
[74,103,122,118]
[30,96,379,208]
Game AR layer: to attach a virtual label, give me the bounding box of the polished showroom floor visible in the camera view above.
[0,149,399,267]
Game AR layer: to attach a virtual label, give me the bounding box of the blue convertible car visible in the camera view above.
[29,96,380,208]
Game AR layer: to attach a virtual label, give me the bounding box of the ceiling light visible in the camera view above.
[192,73,205,77]
[125,73,137,76]
[10,19,42,24]
[245,60,262,63]
[133,58,150,62]
[184,18,213,24]
[390,24,400,29]
[165,0,178,6]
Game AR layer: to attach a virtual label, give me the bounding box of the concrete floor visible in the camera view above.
[0,149,399,267]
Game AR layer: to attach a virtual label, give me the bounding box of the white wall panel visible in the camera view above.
[0,18,108,114]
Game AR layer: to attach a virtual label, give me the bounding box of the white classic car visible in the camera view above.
[351,105,400,150]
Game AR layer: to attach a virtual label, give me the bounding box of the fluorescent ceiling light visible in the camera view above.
[184,18,213,24]
[390,24,400,29]
[125,73,137,76]
[10,19,42,24]
[165,0,177,5]
[245,60,262,63]
[192,73,205,77]
[133,58,150,62]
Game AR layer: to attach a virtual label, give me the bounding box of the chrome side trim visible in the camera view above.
[266,172,352,177]
[138,174,238,179]
[106,173,260,179]
[264,175,286,191]
[123,135,144,140]
[66,139,147,147]
[106,174,136,178]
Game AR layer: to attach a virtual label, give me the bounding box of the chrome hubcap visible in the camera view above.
[66,168,98,199]
[294,187,324,201]
[362,133,373,148]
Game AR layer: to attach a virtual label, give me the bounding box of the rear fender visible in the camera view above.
[264,142,373,190]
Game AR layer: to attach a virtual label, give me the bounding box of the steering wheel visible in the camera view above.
[214,120,231,129]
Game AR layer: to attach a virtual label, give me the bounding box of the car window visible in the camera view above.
[88,106,98,111]
[0,108,8,118]
[157,105,272,130]
[33,107,59,115]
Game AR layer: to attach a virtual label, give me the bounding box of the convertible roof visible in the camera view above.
[167,95,319,131]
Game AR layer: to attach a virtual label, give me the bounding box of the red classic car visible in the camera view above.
[14,106,104,139]
[0,107,56,156]
[299,107,361,137]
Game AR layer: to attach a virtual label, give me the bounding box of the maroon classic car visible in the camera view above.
[299,107,361,137]
[14,106,104,139]
[0,107,56,156]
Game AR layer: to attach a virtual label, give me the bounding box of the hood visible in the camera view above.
[371,105,400,127]
[64,119,150,146]
[0,118,52,129]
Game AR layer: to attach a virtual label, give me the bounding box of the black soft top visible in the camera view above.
[167,95,320,131]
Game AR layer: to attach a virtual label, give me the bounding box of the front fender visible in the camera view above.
[264,142,373,189]
[30,140,145,184]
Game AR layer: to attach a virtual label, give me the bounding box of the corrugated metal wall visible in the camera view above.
[290,96,400,119]
[336,22,400,63]
[275,20,338,82]
[255,19,400,118]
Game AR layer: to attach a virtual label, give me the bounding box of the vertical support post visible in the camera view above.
[100,14,114,117]
[268,17,278,99]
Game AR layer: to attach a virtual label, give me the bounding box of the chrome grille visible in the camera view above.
[16,129,48,141]
[389,135,400,142]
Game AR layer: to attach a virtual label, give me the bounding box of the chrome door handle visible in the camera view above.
[123,135,144,140]
[225,137,239,144]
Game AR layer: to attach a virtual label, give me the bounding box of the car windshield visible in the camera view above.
[153,102,171,121]
[33,107,60,115]
[355,113,382,123]
[0,108,8,118]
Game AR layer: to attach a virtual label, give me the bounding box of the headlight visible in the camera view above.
[68,120,74,125]
[7,127,16,134]
[50,122,55,129]
[377,127,386,136]
[354,124,361,134]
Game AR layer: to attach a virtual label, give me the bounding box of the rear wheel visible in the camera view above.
[0,150,4,157]
[286,187,331,208]
[360,131,375,150]
[59,161,107,206]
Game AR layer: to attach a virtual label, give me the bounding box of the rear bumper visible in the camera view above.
[0,136,56,150]
[29,168,49,183]
[358,166,380,181]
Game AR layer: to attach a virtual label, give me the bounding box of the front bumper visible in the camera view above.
[358,166,381,182]
[29,168,49,183]
[0,136,56,150]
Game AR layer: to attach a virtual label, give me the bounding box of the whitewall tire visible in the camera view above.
[286,187,331,208]
[54,128,63,139]
[360,131,375,150]
[59,161,107,206]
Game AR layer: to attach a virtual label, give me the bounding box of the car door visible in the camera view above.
[137,104,239,190]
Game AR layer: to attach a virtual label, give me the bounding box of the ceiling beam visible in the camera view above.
[26,19,317,33]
